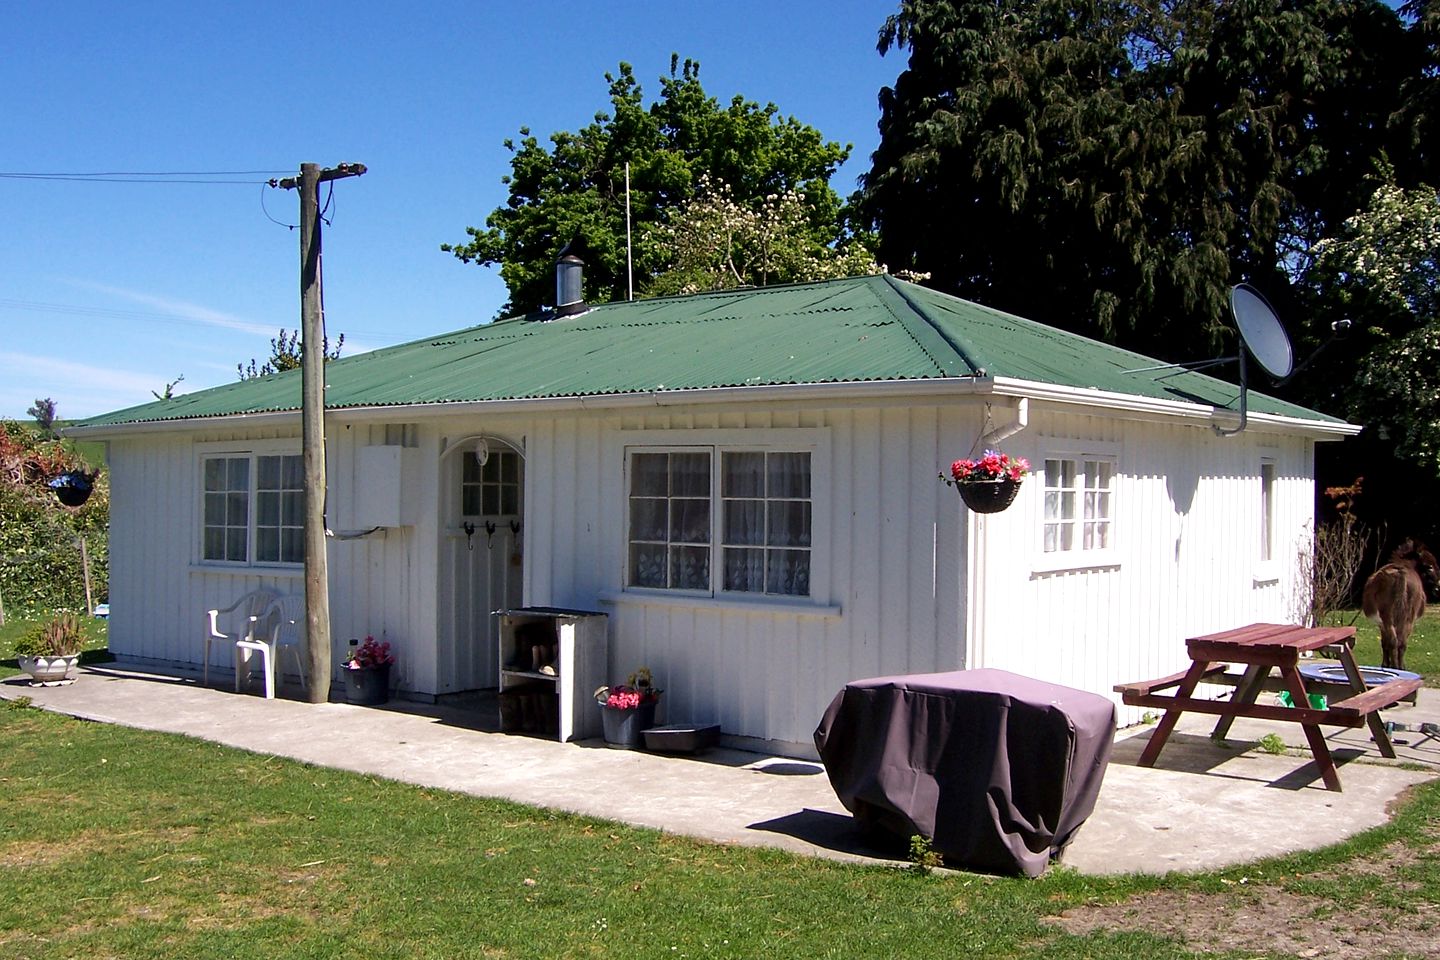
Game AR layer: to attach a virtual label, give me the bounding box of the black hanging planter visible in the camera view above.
[47,471,96,507]
[955,478,1022,514]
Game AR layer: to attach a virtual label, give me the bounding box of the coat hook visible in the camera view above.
[462,521,475,551]
[509,519,521,535]
[485,520,497,547]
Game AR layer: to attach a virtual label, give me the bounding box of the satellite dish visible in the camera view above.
[1230,283,1293,380]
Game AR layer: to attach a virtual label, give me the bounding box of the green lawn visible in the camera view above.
[1324,607,1440,683]
[0,702,1437,960]
[2,606,1439,957]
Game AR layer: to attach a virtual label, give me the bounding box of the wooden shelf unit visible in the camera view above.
[497,607,608,742]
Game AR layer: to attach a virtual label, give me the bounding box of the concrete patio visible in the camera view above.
[4,661,1438,876]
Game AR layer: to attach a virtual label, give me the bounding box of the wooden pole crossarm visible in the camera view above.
[271,162,367,191]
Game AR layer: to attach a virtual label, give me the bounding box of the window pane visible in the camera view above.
[723,500,764,545]
[226,529,247,562]
[1044,490,1060,521]
[766,549,810,596]
[767,452,810,498]
[282,491,304,526]
[630,498,667,542]
[281,528,304,563]
[257,491,280,526]
[482,486,499,516]
[1060,491,1075,521]
[723,547,765,592]
[462,487,480,516]
[1044,523,1059,553]
[227,492,249,526]
[767,500,811,547]
[671,498,710,543]
[501,485,519,516]
[257,455,281,489]
[670,453,710,497]
[500,452,518,483]
[1061,524,1074,551]
[204,458,226,491]
[670,545,710,590]
[630,543,667,588]
[631,453,668,497]
[722,452,764,498]
[282,455,304,489]
[228,458,249,490]
[204,492,225,526]
[256,528,279,563]
[203,528,225,560]
[1048,457,1071,489]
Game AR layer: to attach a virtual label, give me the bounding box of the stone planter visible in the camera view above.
[18,654,80,685]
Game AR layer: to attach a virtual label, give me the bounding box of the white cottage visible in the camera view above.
[72,275,1357,757]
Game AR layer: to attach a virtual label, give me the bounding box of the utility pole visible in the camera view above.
[275,161,366,703]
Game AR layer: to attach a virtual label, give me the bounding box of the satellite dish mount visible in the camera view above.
[1124,283,1349,437]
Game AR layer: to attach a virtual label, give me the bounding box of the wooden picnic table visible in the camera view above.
[1115,623,1424,792]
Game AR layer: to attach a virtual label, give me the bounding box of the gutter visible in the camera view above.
[62,372,1358,441]
[63,376,997,439]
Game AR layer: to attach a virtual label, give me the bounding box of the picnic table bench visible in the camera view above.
[1115,623,1424,792]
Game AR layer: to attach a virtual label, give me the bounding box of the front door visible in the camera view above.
[439,442,523,692]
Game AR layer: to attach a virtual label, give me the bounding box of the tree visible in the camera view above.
[860,0,1430,360]
[27,398,56,435]
[1311,176,1440,475]
[151,374,184,400]
[647,176,879,296]
[443,56,864,315]
[237,329,344,380]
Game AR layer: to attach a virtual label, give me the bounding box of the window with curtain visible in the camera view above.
[627,448,812,597]
[202,452,304,564]
[1042,456,1114,554]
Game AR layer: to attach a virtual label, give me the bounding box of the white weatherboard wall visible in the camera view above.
[104,394,1323,756]
[967,409,1315,727]
[106,422,441,695]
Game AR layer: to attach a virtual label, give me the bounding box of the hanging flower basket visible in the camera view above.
[940,451,1029,514]
[955,478,1022,513]
[47,471,96,507]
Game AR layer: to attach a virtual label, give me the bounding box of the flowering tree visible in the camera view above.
[1313,178,1440,475]
[645,177,879,296]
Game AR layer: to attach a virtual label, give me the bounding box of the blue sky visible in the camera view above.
[2,1,903,419]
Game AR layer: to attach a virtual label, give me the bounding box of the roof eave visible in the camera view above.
[61,376,997,438]
[988,376,1361,439]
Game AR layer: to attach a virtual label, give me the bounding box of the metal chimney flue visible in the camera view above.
[555,249,585,317]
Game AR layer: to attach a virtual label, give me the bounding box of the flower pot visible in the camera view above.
[342,662,392,705]
[956,478,1022,514]
[601,700,657,748]
[18,654,80,685]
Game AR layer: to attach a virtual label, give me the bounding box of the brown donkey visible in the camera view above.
[1362,538,1439,670]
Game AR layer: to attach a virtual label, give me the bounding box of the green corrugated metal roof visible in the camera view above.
[77,274,1347,428]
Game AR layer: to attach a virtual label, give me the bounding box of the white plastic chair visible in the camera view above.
[235,595,307,699]
[204,589,278,688]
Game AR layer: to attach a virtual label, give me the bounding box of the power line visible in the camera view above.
[0,169,291,184]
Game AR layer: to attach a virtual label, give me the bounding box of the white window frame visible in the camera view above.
[612,428,833,612]
[1032,440,1121,573]
[195,440,305,568]
[1254,456,1280,584]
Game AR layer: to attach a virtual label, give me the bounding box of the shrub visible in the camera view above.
[13,611,84,657]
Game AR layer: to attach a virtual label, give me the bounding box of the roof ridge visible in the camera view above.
[870,275,982,377]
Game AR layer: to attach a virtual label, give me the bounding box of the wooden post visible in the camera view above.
[275,162,366,703]
[77,534,93,616]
